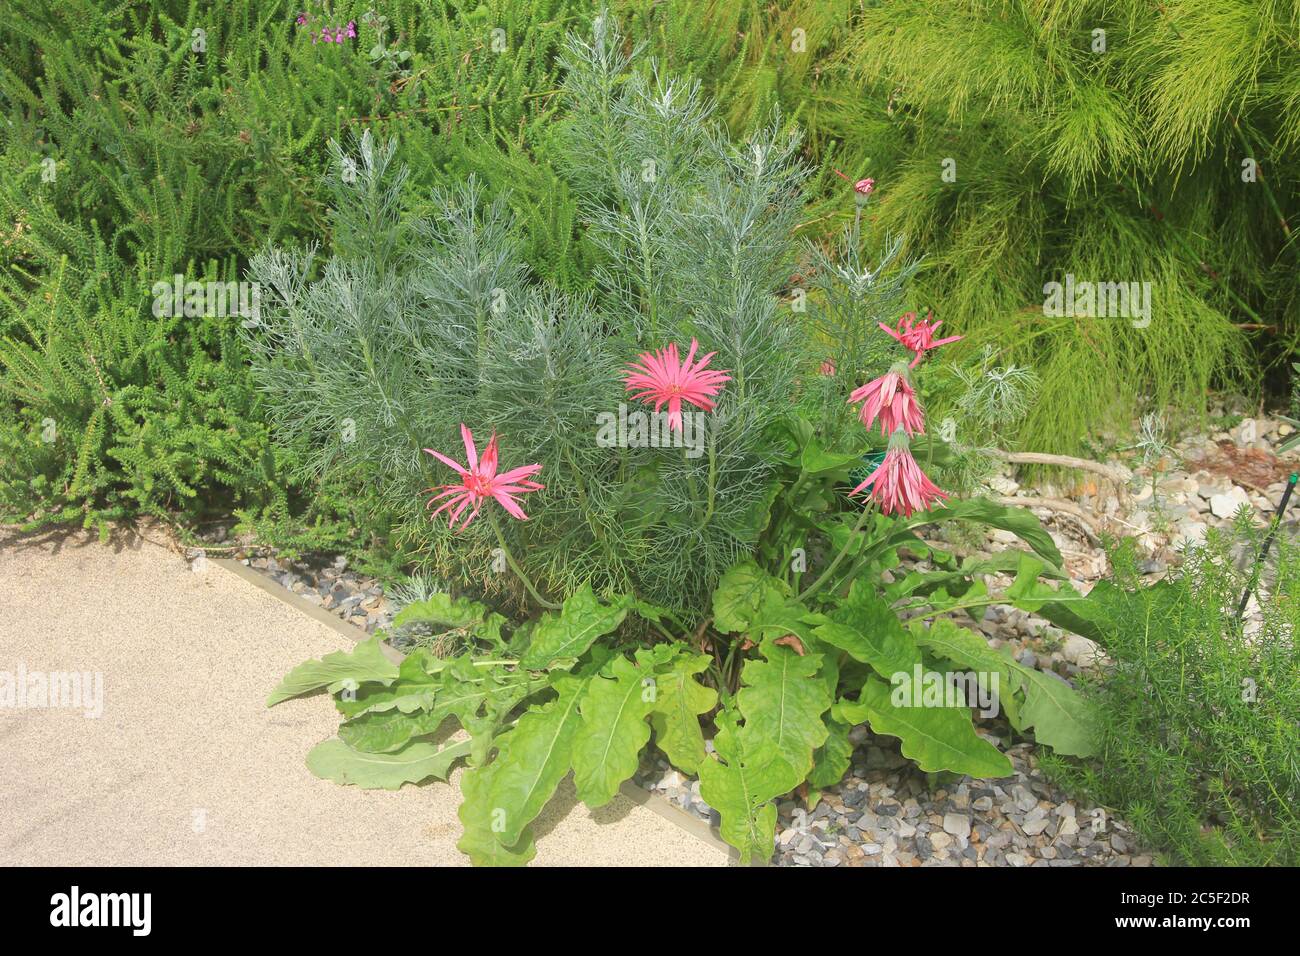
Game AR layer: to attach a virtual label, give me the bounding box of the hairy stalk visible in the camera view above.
[488,510,560,611]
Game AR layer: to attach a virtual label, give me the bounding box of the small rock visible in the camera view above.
[1209,487,1250,518]
[1061,634,1102,667]
[942,813,972,840]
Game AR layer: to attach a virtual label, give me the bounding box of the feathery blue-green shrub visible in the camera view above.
[244,15,931,613]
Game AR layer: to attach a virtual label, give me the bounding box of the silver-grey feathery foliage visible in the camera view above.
[244,15,912,616]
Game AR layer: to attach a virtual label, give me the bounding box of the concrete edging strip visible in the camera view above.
[214,556,743,864]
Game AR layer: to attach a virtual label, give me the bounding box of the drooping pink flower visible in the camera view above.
[850,431,949,517]
[624,338,731,433]
[833,169,874,196]
[849,366,924,437]
[421,425,543,532]
[879,310,963,368]
[819,359,836,376]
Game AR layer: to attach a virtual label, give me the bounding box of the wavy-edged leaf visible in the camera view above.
[456,671,589,865]
[572,655,655,807]
[338,706,450,753]
[336,648,439,719]
[836,675,1013,778]
[736,636,831,777]
[809,718,854,789]
[1007,555,1118,644]
[697,713,799,864]
[339,660,543,754]
[886,549,1065,603]
[913,618,1020,726]
[909,498,1063,568]
[518,584,630,669]
[1006,656,1097,757]
[305,737,470,790]
[394,593,507,646]
[813,580,917,679]
[711,560,789,634]
[267,636,398,706]
[637,646,717,774]
[456,760,536,867]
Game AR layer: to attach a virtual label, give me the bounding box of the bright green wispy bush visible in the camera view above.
[626,0,1299,455]
[1043,528,1300,865]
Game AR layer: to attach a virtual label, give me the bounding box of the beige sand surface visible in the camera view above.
[0,527,729,867]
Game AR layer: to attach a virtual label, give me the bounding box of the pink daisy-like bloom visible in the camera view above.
[848,365,924,437]
[880,310,963,368]
[624,338,732,433]
[850,430,949,517]
[421,425,544,532]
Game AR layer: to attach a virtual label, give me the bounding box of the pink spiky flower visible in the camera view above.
[421,425,543,532]
[624,338,731,433]
[850,429,949,517]
[880,310,963,368]
[849,363,924,437]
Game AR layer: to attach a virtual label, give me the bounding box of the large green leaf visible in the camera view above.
[907,498,1063,568]
[808,718,854,789]
[712,561,827,651]
[913,618,1020,726]
[697,714,800,864]
[518,585,630,670]
[813,580,918,679]
[338,706,450,753]
[1006,555,1117,644]
[637,646,717,774]
[571,655,655,808]
[711,560,789,634]
[394,593,507,646]
[836,675,1013,778]
[736,637,832,778]
[267,636,399,706]
[456,760,537,867]
[456,671,589,865]
[305,737,470,790]
[915,618,1096,755]
[1005,655,1098,757]
[335,649,439,719]
[338,661,542,754]
[800,437,867,476]
[885,549,1064,604]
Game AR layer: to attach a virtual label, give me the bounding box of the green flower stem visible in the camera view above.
[649,619,679,644]
[697,430,718,530]
[798,499,875,602]
[487,510,560,611]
